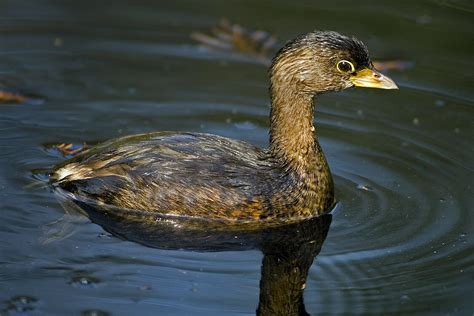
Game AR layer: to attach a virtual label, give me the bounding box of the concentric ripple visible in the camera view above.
[304,88,473,313]
[0,0,472,315]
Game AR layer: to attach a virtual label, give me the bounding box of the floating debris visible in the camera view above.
[191,18,277,65]
[191,19,413,72]
[0,89,44,105]
[46,143,89,157]
[70,275,101,288]
[0,90,28,103]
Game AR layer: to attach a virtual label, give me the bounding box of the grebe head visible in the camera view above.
[270,30,398,95]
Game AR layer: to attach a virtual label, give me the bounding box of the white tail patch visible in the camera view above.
[54,163,93,182]
[53,157,133,183]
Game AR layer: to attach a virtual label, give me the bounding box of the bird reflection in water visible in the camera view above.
[56,192,332,316]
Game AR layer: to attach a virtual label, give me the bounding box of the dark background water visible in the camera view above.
[1,0,473,315]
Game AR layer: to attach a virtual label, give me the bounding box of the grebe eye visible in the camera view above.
[336,60,355,73]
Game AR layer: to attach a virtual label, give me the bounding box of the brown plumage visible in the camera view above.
[50,31,397,223]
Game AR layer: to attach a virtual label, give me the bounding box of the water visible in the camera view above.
[1,0,473,315]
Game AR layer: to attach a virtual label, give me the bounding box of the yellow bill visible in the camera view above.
[350,68,398,89]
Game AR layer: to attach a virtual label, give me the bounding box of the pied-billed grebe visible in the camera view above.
[50,31,397,222]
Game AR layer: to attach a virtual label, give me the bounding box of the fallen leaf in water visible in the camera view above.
[50,143,89,157]
[191,18,276,65]
[0,90,28,103]
[192,19,413,72]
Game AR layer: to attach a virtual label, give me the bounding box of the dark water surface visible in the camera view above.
[1,0,473,315]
